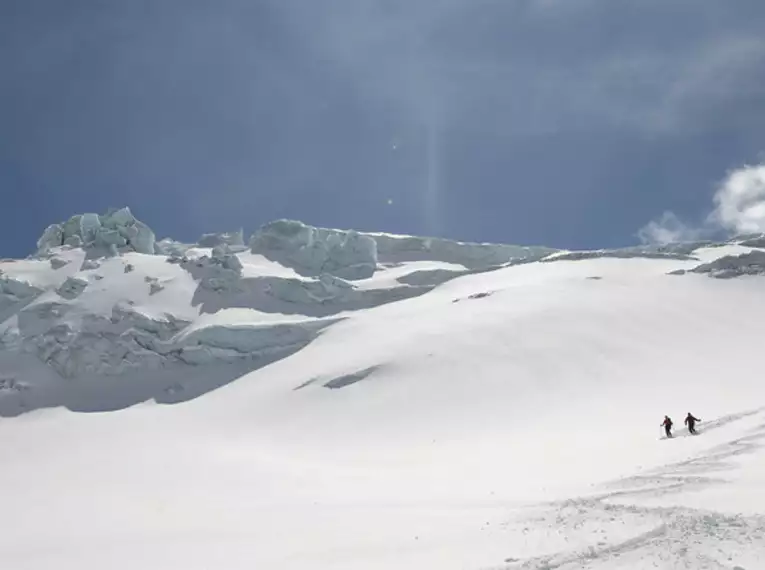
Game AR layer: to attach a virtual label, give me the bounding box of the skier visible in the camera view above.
[684,412,701,435]
[661,415,673,438]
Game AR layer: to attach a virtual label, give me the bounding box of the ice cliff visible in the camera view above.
[248,219,558,278]
[688,249,765,278]
[3,207,765,415]
[9,209,569,413]
[249,220,379,279]
[37,207,157,256]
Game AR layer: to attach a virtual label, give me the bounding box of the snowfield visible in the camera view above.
[1,211,765,569]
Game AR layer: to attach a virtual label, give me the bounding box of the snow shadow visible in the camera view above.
[187,272,434,318]
[294,365,382,391]
[0,347,305,417]
[321,366,381,389]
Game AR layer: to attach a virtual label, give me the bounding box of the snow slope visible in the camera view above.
[1,215,765,569]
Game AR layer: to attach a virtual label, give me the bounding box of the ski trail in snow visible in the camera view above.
[488,408,765,569]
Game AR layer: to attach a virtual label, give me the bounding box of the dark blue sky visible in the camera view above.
[2,0,765,257]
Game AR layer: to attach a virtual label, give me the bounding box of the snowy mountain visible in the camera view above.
[2,208,765,569]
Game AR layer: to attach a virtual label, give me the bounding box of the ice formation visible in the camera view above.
[8,206,765,400]
[36,207,156,256]
[250,220,379,280]
[690,249,765,278]
[56,276,89,300]
[368,232,557,268]
[198,229,246,249]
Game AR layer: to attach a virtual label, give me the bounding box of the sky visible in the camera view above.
[2,0,765,258]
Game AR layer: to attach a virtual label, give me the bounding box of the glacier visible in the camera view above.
[36,206,156,256]
[7,206,765,403]
[3,208,765,569]
[4,209,577,412]
[249,219,380,279]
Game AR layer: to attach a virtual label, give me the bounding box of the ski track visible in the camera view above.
[487,408,765,569]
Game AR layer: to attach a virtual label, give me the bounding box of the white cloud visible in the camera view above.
[709,163,765,235]
[637,211,709,245]
[638,161,765,244]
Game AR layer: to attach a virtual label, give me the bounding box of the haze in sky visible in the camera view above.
[2,0,765,256]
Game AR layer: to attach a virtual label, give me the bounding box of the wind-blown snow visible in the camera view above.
[2,213,765,569]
